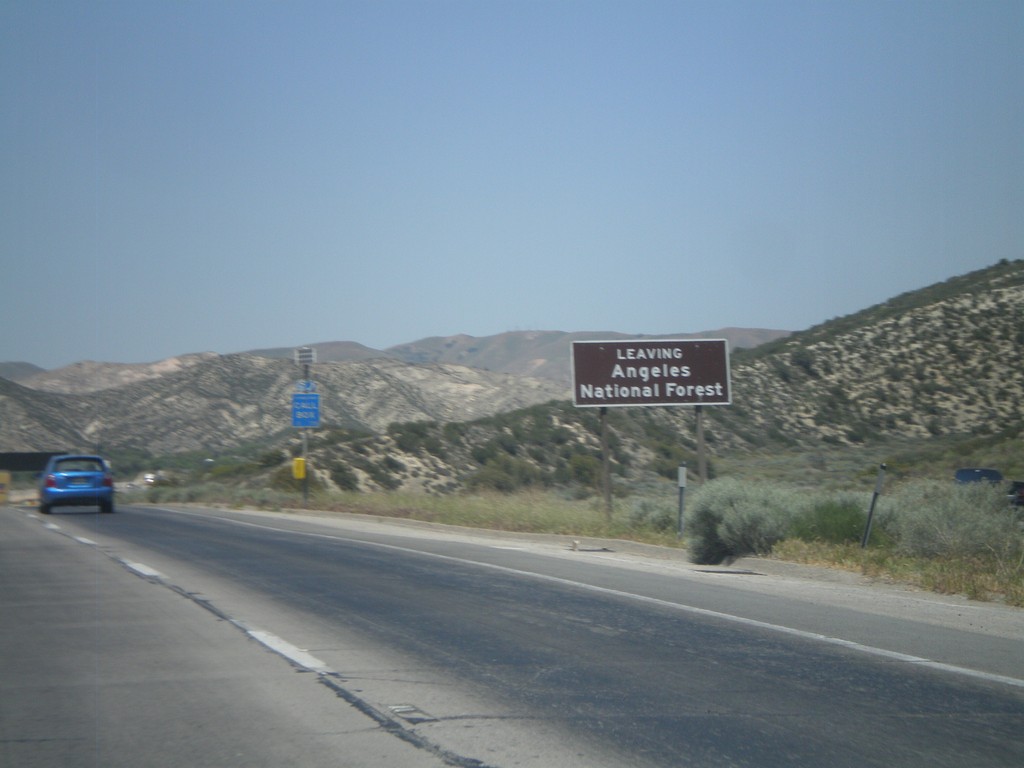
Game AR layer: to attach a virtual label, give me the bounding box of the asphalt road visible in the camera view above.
[3,503,1023,768]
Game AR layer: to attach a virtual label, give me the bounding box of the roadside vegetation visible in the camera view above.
[102,379,1024,609]
[685,477,1024,606]
[121,469,1024,607]
[120,483,683,544]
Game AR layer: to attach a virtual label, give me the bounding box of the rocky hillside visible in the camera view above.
[16,353,218,394]
[720,258,1024,447]
[291,260,1024,493]
[0,378,88,454]
[0,355,565,454]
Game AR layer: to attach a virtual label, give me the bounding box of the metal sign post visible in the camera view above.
[861,463,887,548]
[599,407,612,520]
[677,463,687,538]
[292,347,318,507]
[301,429,309,507]
[695,405,707,483]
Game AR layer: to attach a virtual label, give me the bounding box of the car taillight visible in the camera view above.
[44,474,57,488]
[103,475,113,488]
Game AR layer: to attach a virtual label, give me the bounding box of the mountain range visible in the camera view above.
[1,260,1021,492]
[0,327,781,455]
[250,327,788,383]
[1,327,786,393]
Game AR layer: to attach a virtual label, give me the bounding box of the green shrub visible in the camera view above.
[686,499,733,564]
[441,421,467,442]
[495,432,519,456]
[647,441,691,480]
[685,478,803,564]
[389,422,431,454]
[790,494,868,545]
[471,442,498,465]
[879,480,1022,559]
[466,455,545,494]
[467,464,518,493]
[383,455,406,473]
[629,498,677,533]
[330,461,360,491]
[257,450,284,468]
[568,453,601,487]
[358,458,402,491]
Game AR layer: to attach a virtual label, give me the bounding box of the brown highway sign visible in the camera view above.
[571,339,731,408]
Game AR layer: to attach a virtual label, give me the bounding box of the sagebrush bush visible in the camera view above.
[629,498,677,533]
[789,493,870,545]
[686,500,734,564]
[878,480,1022,559]
[685,478,804,564]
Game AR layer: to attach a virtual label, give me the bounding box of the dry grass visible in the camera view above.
[773,539,1024,607]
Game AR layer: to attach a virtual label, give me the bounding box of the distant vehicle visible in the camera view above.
[954,468,1023,509]
[144,471,171,486]
[39,454,114,514]
[954,468,1004,485]
[1008,480,1024,508]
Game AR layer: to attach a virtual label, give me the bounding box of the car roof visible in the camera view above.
[954,467,1003,482]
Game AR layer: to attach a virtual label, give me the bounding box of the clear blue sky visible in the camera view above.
[2,1,1021,369]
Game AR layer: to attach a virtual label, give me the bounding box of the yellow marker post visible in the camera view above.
[0,471,10,505]
[292,458,306,480]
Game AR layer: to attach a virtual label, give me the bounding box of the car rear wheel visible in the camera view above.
[39,503,51,515]
[100,500,114,514]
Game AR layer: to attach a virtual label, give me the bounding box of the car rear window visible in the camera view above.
[55,459,104,473]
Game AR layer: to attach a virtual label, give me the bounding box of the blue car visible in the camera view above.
[954,467,1003,485]
[39,454,115,514]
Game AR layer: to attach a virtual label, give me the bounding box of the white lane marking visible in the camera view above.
[44,523,60,530]
[122,561,163,579]
[156,506,1024,691]
[247,630,328,671]
[28,511,334,682]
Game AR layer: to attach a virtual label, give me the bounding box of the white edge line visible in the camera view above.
[247,629,329,671]
[157,506,1024,691]
[122,561,163,579]
[29,510,333,679]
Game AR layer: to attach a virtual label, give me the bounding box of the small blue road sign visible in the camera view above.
[292,393,320,428]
